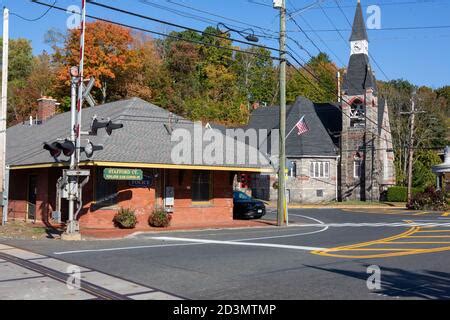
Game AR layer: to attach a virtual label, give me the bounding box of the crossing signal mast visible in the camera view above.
[42,1,123,239]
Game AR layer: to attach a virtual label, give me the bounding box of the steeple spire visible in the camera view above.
[349,0,368,42]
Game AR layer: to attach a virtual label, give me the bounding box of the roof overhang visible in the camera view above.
[9,161,273,173]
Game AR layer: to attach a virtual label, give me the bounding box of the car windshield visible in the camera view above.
[234,191,252,200]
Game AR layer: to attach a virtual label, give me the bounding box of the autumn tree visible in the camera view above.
[52,21,134,104]
[286,53,338,104]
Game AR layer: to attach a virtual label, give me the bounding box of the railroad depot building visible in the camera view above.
[5,97,268,229]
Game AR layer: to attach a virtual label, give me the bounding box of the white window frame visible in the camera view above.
[310,161,330,179]
[353,160,362,178]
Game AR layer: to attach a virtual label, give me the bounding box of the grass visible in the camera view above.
[0,220,61,239]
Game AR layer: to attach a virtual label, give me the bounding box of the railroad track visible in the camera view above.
[0,251,131,300]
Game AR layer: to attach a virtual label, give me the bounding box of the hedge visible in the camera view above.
[387,186,422,202]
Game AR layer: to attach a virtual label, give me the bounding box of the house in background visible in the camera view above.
[6,97,268,229]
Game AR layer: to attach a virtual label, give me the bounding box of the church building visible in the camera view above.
[246,0,396,203]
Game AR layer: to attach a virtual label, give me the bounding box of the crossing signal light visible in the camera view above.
[56,140,76,156]
[43,140,75,158]
[90,117,123,136]
[90,118,108,135]
[83,140,103,158]
[43,142,62,158]
[106,121,123,135]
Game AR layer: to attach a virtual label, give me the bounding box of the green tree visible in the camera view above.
[234,47,276,106]
[412,150,441,188]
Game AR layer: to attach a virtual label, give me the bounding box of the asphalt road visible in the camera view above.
[2,208,450,300]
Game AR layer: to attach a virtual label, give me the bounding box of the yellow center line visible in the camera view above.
[335,248,420,251]
[416,229,450,233]
[407,235,450,238]
[382,241,450,244]
[442,212,450,217]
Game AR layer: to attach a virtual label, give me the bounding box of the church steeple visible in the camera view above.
[342,0,376,95]
[350,0,368,42]
[349,0,368,55]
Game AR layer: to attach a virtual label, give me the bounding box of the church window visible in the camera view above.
[353,160,362,178]
[287,160,297,177]
[350,99,365,127]
[310,161,330,178]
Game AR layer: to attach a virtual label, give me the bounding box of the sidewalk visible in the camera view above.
[80,219,278,239]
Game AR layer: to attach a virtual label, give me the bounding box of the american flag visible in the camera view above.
[295,116,309,135]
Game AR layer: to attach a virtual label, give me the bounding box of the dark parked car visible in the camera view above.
[233,191,266,219]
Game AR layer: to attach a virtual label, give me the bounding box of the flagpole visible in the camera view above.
[285,115,304,140]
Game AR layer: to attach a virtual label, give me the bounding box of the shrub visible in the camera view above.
[407,187,448,211]
[148,208,172,227]
[113,208,137,229]
[387,186,422,202]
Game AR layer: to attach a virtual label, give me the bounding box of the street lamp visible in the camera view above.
[216,23,259,43]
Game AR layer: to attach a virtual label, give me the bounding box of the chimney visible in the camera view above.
[37,96,58,122]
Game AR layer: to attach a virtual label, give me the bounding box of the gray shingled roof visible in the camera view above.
[342,54,377,95]
[6,98,267,170]
[349,1,368,41]
[246,97,338,157]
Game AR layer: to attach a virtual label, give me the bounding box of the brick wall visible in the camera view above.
[8,167,235,229]
[37,97,57,122]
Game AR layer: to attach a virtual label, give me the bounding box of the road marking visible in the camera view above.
[442,212,450,217]
[312,219,450,259]
[284,222,450,228]
[383,241,450,244]
[151,236,325,251]
[54,242,204,255]
[407,235,450,238]
[416,229,450,233]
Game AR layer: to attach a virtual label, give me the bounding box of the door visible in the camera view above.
[27,175,37,221]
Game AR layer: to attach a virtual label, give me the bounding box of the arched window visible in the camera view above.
[350,99,365,127]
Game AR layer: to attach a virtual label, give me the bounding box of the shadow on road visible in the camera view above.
[305,264,450,299]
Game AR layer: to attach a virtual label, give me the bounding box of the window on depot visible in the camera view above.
[192,170,211,202]
[95,167,118,208]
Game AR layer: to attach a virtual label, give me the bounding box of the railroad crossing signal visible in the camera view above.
[43,140,75,159]
[90,116,123,136]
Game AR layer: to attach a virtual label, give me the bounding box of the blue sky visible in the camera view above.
[0,0,449,88]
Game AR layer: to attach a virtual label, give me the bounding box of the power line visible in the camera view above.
[297,14,347,66]
[32,1,282,61]
[139,0,279,40]
[162,0,279,39]
[32,0,394,145]
[287,25,450,32]
[284,52,395,144]
[10,0,56,22]
[333,0,391,81]
[86,0,282,54]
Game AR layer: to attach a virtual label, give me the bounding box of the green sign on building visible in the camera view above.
[103,168,143,180]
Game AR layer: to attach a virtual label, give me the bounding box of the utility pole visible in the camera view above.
[401,89,423,203]
[1,8,9,226]
[275,0,287,227]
